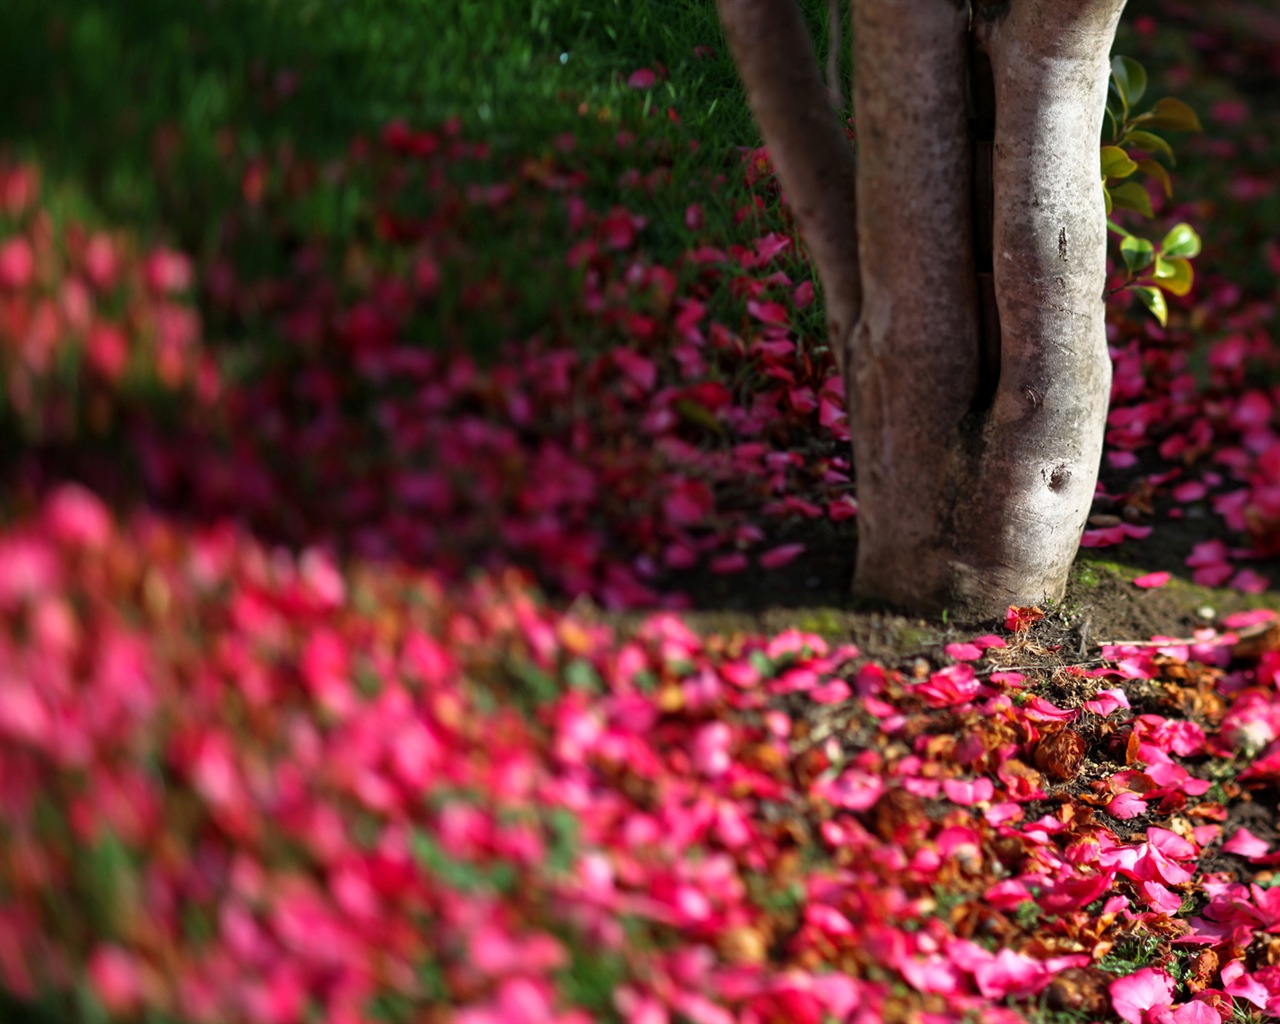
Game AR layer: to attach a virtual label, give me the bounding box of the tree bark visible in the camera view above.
[853,0,1124,619]
[720,0,1127,621]
[848,0,983,612]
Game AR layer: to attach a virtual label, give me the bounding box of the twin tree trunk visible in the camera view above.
[719,0,1126,620]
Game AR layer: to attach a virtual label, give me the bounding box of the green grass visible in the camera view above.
[0,0,843,373]
[0,0,839,255]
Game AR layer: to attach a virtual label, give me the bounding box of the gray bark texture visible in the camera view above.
[719,0,1126,621]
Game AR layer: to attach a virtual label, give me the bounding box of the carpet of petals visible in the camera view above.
[2,9,1280,1023]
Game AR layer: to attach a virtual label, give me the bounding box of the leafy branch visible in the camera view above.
[1102,55,1203,325]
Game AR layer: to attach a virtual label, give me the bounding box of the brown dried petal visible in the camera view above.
[1184,948,1219,993]
[1034,728,1085,782]
[717,924,769,965]
[1044,967,1112,1016]
[870,787,928,843]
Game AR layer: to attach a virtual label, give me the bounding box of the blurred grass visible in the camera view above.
[0,0,839,258]
[0,0,843,373]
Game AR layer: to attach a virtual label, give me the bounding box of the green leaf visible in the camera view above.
[1103,187,1112,215]
[1136,158,1173,199]
[1151,256,1194,296]
[1125,129,1176,164]
[1160,222,1202,259]
[1108,181,1154,218]
[1132,285,1168,326]
[1119,235,1155,274]
[1134,97,1202,133]
[1104,103,1121,141]
[1111,55,1148,108]
[1100,145,1138,180]
[674,397,725,435]
[564,658,602,692]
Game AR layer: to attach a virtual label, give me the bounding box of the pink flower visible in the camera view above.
[1110,967,1174,1024]
[1133,571,1170,588]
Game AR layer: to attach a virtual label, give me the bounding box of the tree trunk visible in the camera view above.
[720,0,1126,621]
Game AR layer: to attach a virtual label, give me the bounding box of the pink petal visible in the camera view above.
[1221,961,1270,1009]
[814,769,884,811]
[809,679,851,705]
[943,777,994,806]
[1137,879,1184,915]
[1147,827,1197,861]
[1106,791,1151,819]
[759,543,804,569]
[810,974,861,1018]
[709,552,748,574]
[971,948,1046,999]
[944,642,983,661]
[983,879,1033,909]
[1022,696,1079,722]
[627,68,657,89]
[1222,827,1271,861]
[1172,480,1208,502]
[45,484,113,549]
[1110,968,1174,1024]
[1133,571,1170,589]
[1170,1001,1220,1024]
[1222,608,1276,628]
[746,299,789,326]
[692,722,733,777]
[1084,688,1131,716]
[805,904,854,936]
[1231,568,1270,593]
